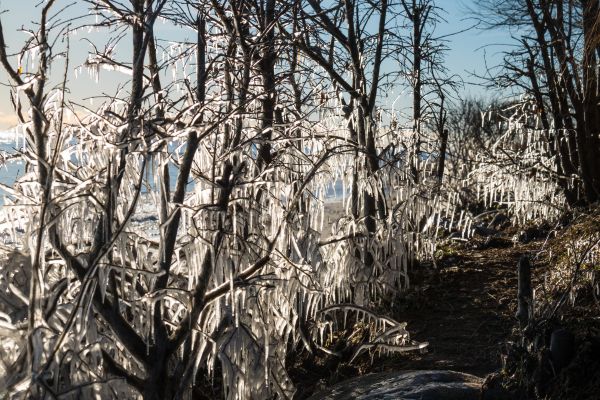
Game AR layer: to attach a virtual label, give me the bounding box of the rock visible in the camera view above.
[481,372,512,400]
[550,328,575,370]
[307,370,482,400]
[513,226,548,244]
[534,348,553,398]
[488,213,510,230]
[477,235,512,249]
[474,223,498,237]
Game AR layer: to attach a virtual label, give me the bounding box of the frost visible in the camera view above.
[0,3,561,399]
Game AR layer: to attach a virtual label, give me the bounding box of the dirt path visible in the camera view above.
[385,235,544,377]
[292,233,547,398]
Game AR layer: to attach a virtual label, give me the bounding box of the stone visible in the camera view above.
[550,328,575,370]
[308,370,482,400]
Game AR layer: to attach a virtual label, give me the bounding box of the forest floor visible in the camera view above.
[392,232,542,376]
[292,227,549,398]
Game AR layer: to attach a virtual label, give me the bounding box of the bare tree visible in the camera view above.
[288,0,393,238]
[0,1,431,398]
[0,1,72,396]
[475,0,600,205]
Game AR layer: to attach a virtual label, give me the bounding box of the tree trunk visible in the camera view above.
[581,0,600,201]
[257,0,276,170]
[411,0,423,184]
[437,129,448,182]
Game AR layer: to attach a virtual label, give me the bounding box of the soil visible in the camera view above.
[290,230,548,399]
[393,235,542,376]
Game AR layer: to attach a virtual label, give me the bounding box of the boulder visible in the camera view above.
[308,370,482,400]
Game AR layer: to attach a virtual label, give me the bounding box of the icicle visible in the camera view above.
[264,328,270,386]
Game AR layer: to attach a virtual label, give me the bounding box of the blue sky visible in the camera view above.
[0,0,512,129]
